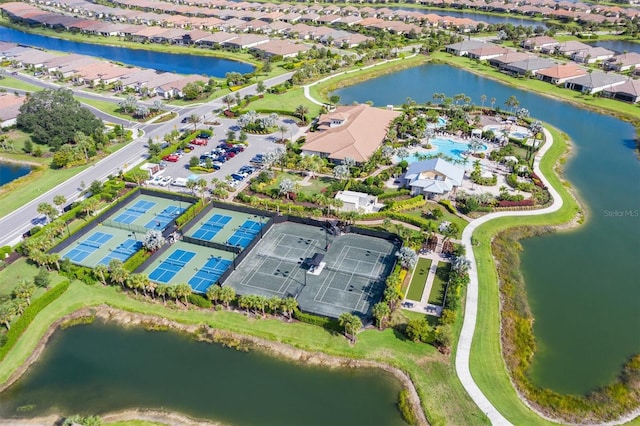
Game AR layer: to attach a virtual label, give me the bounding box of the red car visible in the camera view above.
[192,138,208,146]
[163,154,179,162]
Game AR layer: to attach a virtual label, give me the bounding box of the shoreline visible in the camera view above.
[0,156,42,168]
[0,306,429,426]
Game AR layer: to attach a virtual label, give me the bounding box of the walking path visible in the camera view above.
[455,128,561,425]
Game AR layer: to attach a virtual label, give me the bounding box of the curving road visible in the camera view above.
[0,71,294,247]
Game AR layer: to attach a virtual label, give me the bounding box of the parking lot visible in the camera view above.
[144,115,301,193]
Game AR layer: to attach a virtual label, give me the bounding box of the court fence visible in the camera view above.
[102,220,148,235]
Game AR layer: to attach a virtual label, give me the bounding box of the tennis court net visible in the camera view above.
[127,207,147,214]
[80,241,101,249]
[323,265,383,281]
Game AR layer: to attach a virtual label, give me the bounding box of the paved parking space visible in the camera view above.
[146,115,304,192]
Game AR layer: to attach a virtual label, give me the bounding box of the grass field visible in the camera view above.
[428,262,450,306]
[240,88,322,118]
[0,76,42,92]
[406,257,431,301]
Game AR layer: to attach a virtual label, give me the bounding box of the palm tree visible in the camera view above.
[195,178,208,203]
[53,194,66,211]
[278,124,288,143]
[222,95,234,111]
[294,105,309,123]
[279,178,295,199]
[372,302,391,330]
[333,164,350,187]
[206,285,221,305]
[156,284,169,305]
[175,283,192,306]
[0,302,15,330]
[186,179,197,196]
[13,281,36,306]
[219,286,236,309]
[338,313,362,343]
[108,259,128,289]
[187,113,201,132]
[396,247,418,269]
[267,296,281,316]
[505,95,519,113]
[280,297,298,321]
[490,97,496,110]
[480,94,487,108]
[93,264,108,286]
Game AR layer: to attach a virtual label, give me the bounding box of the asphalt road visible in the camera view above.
[0,71,295,246]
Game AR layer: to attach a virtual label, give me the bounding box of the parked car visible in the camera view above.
[163,154,179,162]
[181,117,189,123]
[230,173,245,181]
[198,133,210,139]
[160,176,172,186]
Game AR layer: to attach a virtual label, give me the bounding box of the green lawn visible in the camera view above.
[240,88,322,118]
[0,76,42,92]
[262,172,331,197]
[403,205,468,239]
[0,259,486,425]
[79,98,134,121]
[429,262,451,306]
[406,257,431,301]
[468,125,584,424]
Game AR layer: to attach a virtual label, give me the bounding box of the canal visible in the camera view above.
[0,161,31,187]
[0,321,405,425]
[0,25,254,77]
[334,63,640,395]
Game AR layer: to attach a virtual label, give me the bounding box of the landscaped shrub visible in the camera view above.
[0,281,69,362]
[377,189,411,200]
[293,310,341,332]
[176,199,205,228]
[387,196,426,212]
[438,199,456,214]
[497,199,535,208]
[188,293,212,308]
[123,249,151,272]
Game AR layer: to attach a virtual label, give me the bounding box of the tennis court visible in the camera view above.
[189,256,233,292]
[63,232,113,263]
[227,220,262,248]
[191,214,232,241]
[148,249,196,283]
[144,205,185,230]
[143,241,234,292]
[224,222,398,318]
[112,200,156,225]
[97,239,143,266]
[185,208,266,249]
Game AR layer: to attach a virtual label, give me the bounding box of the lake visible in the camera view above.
[0,161,31,187]
[334,63,640,395]
[390,7,542,28]
[0,25,254,77]
[0,321,405,425]
[589,39,640,55]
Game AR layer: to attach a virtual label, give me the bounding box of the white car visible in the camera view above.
[159,176,172,187]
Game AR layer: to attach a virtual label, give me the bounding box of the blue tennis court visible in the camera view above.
[227,220,262,248]
[97,239,142,265]
[148,249,196,283]
[144,205,184,229]
[113,200,157,225]
[189,257,233,292]
[191,214,232,241]
[64,232,113,263]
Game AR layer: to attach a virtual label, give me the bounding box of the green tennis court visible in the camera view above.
[224,222,399,319]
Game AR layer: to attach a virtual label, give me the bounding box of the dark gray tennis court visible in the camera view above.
[224,222,398,319]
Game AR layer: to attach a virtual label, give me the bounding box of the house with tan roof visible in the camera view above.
[536,63,587,84]
[301,104,399,164]
[603,52,640,72]
[467,45,510,60]
[0,93,26,128]
[521,35,559,51]
[602,79,640,103]
[251,39,309,58]
[156,75,208,99]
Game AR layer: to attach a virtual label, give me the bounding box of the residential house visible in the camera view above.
[503,57,556,76]
[251,39,309,58]
[301,104,400,164]
[536,63,587,84]
[445,40,487,56]
[603,52,640,72]
[156,75,208,99]
[521,35,559,51]
[552,40,592,56]
[564,71,627,94]
[0,93,25,128]
[487,52,534,69]
[467,45,510,60]
[403,158,464,199]
[572,46,614,64]
[223,34,270,49]
[334,191,381,213]
[602,78,640,103]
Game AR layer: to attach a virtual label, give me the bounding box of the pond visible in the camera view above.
[333,63,640,395]
[588,39,640,55]
[0,321,406,426]
[0,25,254,77]
[0,161,31,187]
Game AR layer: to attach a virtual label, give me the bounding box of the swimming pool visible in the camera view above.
[394,138,487,165]
[426,117,447,129]
[484,125,531,140]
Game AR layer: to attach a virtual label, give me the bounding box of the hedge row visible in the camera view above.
[188,293,212,308]
[293,310,342,332]
[386,196,426,212]
[438,199,456,214]
[176,199,205,228]
[123,249,151,272]
[0,281,70,362]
